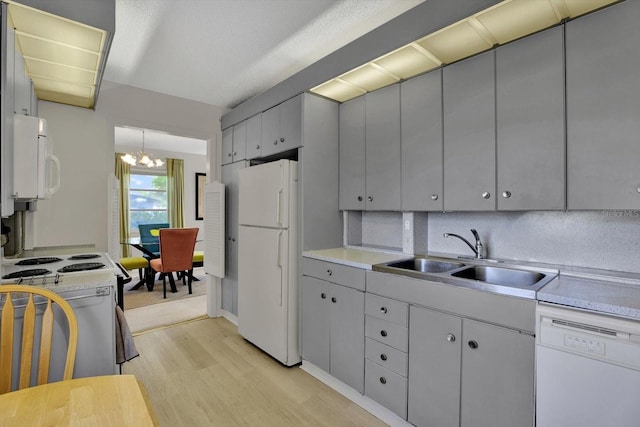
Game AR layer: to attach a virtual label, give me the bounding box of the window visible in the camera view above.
[129,172,168,234]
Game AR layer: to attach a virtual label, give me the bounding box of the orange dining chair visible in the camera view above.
[149,228,199,298]
[0,285,78,394]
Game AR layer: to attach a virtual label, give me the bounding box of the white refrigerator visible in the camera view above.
[237,159,300,366]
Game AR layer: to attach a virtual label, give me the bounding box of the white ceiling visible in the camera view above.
[114,126,207,156]
[103,0,424,109]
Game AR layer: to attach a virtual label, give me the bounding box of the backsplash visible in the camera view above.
[349,210,640,274]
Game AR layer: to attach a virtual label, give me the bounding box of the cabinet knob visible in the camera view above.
[502,191,512,198]
[331,297,337,303]
[380,330,388,337]
[367,196,373,202]
[280,137,285,143]
[482,192,491,199]
[232,151,237,156]
[431,194,439,201]
[380,306,388,314]
[379,377,387,385]
[231,238,236,242]
[380,353,388,361]
[468,340,479,349]
[326,269,332,276]
[256,145,260,150]
[446,333,456,342]
[320,293,326,299]
[357,196,363,202]
[227,153,232,157]
[273,139,278,145]
[637,186,640,193]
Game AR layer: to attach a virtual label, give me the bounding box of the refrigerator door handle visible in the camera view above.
[276,230,283,306]
[276,187,284,227]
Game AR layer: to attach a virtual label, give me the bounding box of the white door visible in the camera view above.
[237,225,289,364]
[238,160,293,228]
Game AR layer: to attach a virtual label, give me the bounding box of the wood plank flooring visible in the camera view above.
[123,317,387,426]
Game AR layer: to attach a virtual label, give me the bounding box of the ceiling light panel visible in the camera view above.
[311,79,366,103]
[417,20,493,65]
[26,59,96,86]
[373,45,440,80]
[31,77,94,98]
[340,64,399,92]
[562,0,620,18]
[17,34,100,71]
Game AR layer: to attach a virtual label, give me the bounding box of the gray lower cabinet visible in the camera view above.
[408,305,534,427]
[339,96,366,210]
[496,26,565,211]
[301,259,365,393]
[566,0,640,209]
[443,50,496,211]
[221,161,246,315]
[401,68,443,211]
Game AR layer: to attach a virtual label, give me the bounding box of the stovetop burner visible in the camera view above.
[68,254,101,260]
[2,268,52,279]
[57,262,105,273]
[15,257,62,266]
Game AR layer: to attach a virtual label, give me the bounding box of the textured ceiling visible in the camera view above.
[103,0,424,109]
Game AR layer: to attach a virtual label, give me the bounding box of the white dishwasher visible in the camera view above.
[536,303,640,427]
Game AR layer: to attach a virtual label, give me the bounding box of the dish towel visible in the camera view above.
[115,305,140,364]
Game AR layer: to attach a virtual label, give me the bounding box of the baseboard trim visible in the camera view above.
[221,310,238,326]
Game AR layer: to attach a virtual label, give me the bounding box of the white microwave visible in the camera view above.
[13,115,60,200]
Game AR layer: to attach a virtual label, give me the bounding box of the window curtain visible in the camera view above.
[166,158,184,228]
[115,154,131,257]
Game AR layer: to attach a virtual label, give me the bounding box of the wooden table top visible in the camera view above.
[0,375,159,426]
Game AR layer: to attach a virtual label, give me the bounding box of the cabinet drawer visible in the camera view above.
[365,316,408,352]
[365,359,408,419]
[365,293,408,326]
[302,258,365,291]
[365,337,407,377]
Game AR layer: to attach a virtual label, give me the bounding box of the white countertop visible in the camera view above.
[302,247,410,270]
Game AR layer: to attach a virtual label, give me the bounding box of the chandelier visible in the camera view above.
[120,129,164,168]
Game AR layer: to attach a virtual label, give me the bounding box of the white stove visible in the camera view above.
[1,252,118,286]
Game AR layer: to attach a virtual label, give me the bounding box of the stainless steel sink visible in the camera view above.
[450,265,545,287]
[386,258,464,274]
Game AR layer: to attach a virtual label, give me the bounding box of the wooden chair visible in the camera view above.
[0,285,78,394]
[149,228,199,298]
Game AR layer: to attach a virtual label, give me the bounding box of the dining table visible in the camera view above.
[0,375,160,426]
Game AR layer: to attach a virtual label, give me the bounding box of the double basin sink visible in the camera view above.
[372,257,557,299]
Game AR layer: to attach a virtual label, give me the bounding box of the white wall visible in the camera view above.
[32,81,226,253]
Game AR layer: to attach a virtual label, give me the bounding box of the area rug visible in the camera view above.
[124,294,208,335]
[122,268,206,310]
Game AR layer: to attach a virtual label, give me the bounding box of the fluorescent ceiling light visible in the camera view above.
[7,1,110,109]
[311,0,619,103]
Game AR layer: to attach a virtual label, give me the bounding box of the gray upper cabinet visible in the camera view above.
[566,0,640,210]
[245,114,262,160]
[260,94,302,157]
[339,96,366,210]
[496,26,565,211]
[444,50,496,211]
[401,69,443,211]
[221,123,247,166]
[365,84,401,210]
[221,128,233,165]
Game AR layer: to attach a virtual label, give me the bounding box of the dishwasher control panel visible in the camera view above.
[564,334,606,356]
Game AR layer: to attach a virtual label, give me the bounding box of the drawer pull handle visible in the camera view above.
[331,297,337,303]
[320,293,326,299]
[380,330,387,337]
[326,269,332,276]
[446,333,456,342]
[380,353,387,361]
[380,306,388,314]
[379,377,387,385]
[468,340,479,350]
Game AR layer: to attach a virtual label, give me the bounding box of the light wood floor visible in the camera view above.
[123,317,388,426]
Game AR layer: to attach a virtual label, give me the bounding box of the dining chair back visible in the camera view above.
[149,228,199,298]
[0,285,78,394]
[138,223,170,256]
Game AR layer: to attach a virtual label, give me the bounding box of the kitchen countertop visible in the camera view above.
[303,246,640,321]
[302,247,409,270]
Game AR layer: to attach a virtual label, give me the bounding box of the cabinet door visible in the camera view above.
[401,69,443,211]
[278,95,302,151]
[566,0,640,209]
[13,51,30,115]
[260,104,280,157]
[245,114,262,159]
[301,276,331,373]
[497,26,565,210]
[408,306,461,427]
[460,319,534,427]
[444,50,495,211]
[221,128,233,165]
[232,120,247,161]
[330,284,365,393]
[339,96,366,210]
[365,84,401,210]
[1,23,16,217]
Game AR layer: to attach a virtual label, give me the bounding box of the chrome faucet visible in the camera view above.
[443,229,484,259]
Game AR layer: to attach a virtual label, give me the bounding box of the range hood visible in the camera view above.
[5,0,114,109]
